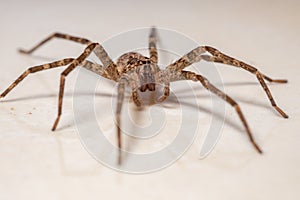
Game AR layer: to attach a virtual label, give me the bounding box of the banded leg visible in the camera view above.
[167,46,288,118]
[19,33,92,54]
[132,89,142,107]
[157,83,170,102]
[52,43,99,131]
[149,27,158,64]
[0,58,74,99]
[93,45,119,81]
[19,32,119,81]
[81,60,111,80]
[201,46,288,118]
[116,78,128,164]
[130,77,143,106]
[166,46,205,71]
[175,70,263,153]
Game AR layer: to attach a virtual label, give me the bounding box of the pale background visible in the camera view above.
[0,0,299,200]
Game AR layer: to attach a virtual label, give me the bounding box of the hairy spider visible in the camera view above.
[0,27,288,164]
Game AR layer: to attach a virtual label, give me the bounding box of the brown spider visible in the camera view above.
[0,27,288,164]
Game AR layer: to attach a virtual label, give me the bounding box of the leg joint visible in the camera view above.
[54,33,91,45]
[28,65,47,73]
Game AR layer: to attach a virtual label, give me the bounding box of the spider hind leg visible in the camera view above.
[201,46,288,118]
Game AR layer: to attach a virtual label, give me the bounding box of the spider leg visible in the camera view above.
[116,74,145,164]
[201,54,287,83]
[81,60,111,80]
[52,43,100,131]
[0,58,112,99]
[92,45,119,81]
[116,77,128,165]
[166,46,205,71]
[170,70,263,153]
[19,32,119,80]
[0,58,74,99]
[19,33,91,54]
[157,83,170,102]
[130,75,143,106]
[167,46,288,118]
[132,89,142,107]
[201,46,288,118]
[149,27,158,64]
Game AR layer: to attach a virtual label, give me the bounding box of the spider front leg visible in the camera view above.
[19,32,119,81]
[170,70,263,153]
[149,27,158,64]
[0,58,74,99]
[156,83,170,103]
[167,46,288,118]
[19,33,91,54]
[116,78,128,165]
[115,75,146,164]
[201,46,288,118]
[52,43,101,131]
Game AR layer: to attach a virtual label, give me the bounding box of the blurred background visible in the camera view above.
[0,0,299,199]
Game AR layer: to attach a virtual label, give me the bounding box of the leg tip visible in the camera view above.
[257,148,263,154]
[18,49,30,54]
[274,79,288,84]
[274,106,289,118]
[51,126,56,131]
[253,142,263,154]
[51,118,59,131]
[0,90,7,99]
[150,26,157,37]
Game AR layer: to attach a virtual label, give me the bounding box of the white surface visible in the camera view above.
[0,0,299,199]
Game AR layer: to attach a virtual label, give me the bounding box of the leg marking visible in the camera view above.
[0,58,74,98]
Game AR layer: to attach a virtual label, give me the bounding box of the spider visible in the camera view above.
[0,27,288,164]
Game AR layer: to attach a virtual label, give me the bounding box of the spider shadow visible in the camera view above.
[1,80,276,161]
[165,93,246,133]
[1,91,116,134]
[1,79,275,135]
[1,92,116,103]
[1,82,262,137]
[121,90,248,162]
[123,78,286,156]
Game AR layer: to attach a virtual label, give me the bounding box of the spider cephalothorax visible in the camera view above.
[117,52,158,92]
[0,27,288,164]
